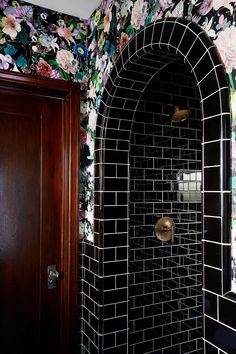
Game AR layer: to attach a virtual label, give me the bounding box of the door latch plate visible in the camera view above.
[47,265,59,289]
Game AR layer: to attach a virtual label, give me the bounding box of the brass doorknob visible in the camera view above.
[47,265,63,289]
[155,217,175,242]
[48,269,60,282]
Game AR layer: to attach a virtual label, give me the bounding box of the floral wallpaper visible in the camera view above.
[84,0,236,241]
[0,0,88,80]
[0,0,90,237]
[1,1,236,250]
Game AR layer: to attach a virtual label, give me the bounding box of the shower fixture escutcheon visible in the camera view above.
[155,217,175,243]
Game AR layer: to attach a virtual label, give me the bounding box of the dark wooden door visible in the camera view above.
[0,72,79,354]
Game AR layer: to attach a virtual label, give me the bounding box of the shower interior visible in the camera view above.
[129,59,203,354]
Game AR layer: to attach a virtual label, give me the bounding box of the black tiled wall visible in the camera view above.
[79,240,102,353]
[129,61,203,354]
[80,18,231,354]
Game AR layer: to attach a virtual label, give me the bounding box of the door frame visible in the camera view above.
[0,70,80,353]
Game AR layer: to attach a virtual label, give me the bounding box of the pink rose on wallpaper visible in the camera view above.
[131,0,148,30]
[56,49,78,74]
[198,0,236,15]
[0,53,10,70]
[100,0,113,12]
[103,8,112,33]
[213,0,236,11]
[198,0,212,15]
[0,0,9,10]
[159,0,173,11]
[57,25,75,44]
[214,26,236,73]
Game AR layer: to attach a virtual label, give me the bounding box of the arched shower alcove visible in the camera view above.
[91,18,231,353]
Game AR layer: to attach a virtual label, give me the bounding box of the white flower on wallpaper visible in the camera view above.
[89,109,97,131]
[2,14,21,39]
[214,26,236,73]
[198,0,236,15]
[131,0,148,30]
[120,0,133,18]
[201,17,216,39]
[170,0,184,17]
[104,8,112,33]
[213,0,236,13]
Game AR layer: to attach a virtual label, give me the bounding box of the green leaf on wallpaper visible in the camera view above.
[80,33,86,42]
[109,44,115,57]
[0,30,4,39]
[97,82,102,92]
[4,44,17,56]
[59,68,70,81]
[81,61,87,70]
[76,72,85,81]
[126,24,135,36]
[110,13,116,31]
[90,57,96,65]
[103,40,110,52]
[120,23,125,31]
[48,59,59,69]
[16,26,29,45]
[232,176,236,189]
[87,127,95,139]
[188,3,193,16]
[228,73,235,90]
[81,115,88,126]
[66,20,72,27]
[97,23,104,30]
[145,13,153,25]
[71,21,76,29]
[16,54,27,68]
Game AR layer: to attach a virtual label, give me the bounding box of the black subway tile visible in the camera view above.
[219,297,236,330]
[204,167,220,191]
[104,177,128,191]
[104,315,127,333]
[204,142,220,167]
[104,344,127,353]
[204,290,217,319]
[204,193,221,216]
[205,316,236,354]
[203,217,221,242]
[104,205,128,219]
[104,260,127,276]
[204,241,221,268]
[205,341,218,354]
[204,266,221,294]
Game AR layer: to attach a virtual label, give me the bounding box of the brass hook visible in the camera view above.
[154,217,175,243]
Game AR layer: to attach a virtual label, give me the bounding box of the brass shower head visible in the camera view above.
[170,106,190,123]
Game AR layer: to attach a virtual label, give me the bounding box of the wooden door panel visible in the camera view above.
[0,109,41,352]
[40,97,63,352]
[0,72,79,354]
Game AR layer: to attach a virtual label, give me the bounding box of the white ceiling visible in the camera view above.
[25,0,102,19]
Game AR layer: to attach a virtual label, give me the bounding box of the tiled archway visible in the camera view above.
[82,18,231,353]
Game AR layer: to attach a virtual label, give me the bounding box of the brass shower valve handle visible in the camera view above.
[155,217,175,243]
